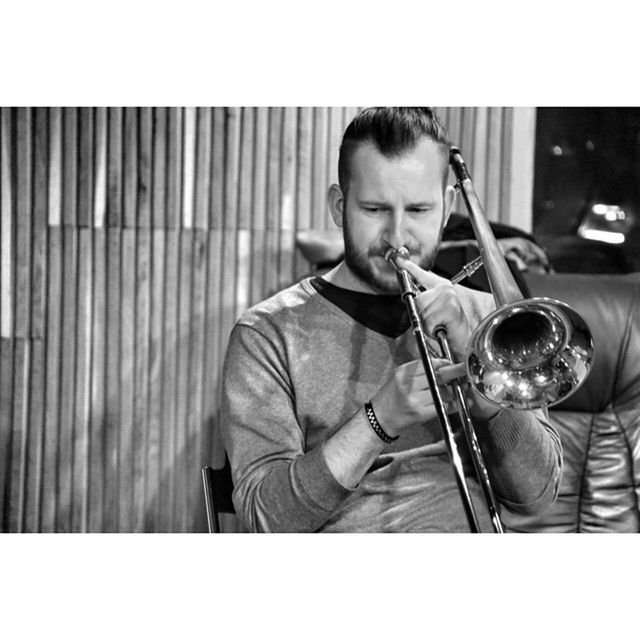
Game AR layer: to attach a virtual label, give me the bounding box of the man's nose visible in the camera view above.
[386,211,406,248]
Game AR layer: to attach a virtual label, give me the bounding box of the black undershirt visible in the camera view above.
[310,277,410,338]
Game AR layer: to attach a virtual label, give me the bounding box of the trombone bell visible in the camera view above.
[467,298,594,409]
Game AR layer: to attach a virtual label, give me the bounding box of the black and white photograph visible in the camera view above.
[1,2,639,638]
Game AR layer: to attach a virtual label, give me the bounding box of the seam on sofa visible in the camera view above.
[611,404,640,526]
[576,412,596,533]
[612,282,640,525]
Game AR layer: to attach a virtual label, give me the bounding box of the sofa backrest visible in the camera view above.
[502,272,640,532]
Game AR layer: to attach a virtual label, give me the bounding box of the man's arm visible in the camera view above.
[221,321,452,532]
[475,408,563,515]
[223,321,413,532]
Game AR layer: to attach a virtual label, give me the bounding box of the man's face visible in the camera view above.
[332,137,453,293]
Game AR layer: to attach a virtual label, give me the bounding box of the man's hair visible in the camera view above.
[338,107,451,197]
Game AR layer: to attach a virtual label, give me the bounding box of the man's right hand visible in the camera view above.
[370,358,456,438]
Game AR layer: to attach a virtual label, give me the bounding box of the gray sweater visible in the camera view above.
[220,278,562,532]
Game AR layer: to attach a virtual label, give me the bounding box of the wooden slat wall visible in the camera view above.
[0,106,535,532]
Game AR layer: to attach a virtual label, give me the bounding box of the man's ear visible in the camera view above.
[443,184,456,227]
[327,183,344,228]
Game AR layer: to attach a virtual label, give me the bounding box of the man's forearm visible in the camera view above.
[238,407,388,532]
[476,408,562,514]
[322,406,388,489]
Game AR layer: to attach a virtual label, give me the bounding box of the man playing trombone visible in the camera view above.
[220,107,563,532]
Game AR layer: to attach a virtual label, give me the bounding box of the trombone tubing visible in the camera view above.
[387,251,482,533]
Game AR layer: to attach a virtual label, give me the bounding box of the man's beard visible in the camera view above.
[342,218,439,294]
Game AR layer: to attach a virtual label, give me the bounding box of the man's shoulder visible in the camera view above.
[236,278,321,332]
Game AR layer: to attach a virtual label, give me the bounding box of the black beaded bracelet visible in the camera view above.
[364,401,399,444]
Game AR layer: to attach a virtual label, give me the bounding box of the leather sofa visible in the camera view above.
[503,272,640,532]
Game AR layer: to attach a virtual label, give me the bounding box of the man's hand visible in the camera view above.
[395,257,473,362]
[370,358,457,437]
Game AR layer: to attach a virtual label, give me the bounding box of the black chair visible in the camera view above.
[201,457,235,533]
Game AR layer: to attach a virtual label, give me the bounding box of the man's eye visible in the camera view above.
[363,207,382,213]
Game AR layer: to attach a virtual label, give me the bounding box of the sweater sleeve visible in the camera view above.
[475,407,563,515]
[220,322,354,532]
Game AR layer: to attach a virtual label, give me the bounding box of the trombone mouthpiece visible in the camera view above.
[384,247,410,272]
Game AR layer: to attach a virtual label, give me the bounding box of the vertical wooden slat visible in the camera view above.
[252,107,268,232]
[203,230,224,469]
[62,108,77,227]
[485,107,504,223]
[119,229,135,531]
[224,107,241,229]
[249,108,268,304]
[459,108,476,176]
[266,108,282,231]
[159,228,179,530]
[265,109,283,296]
[24,339,45,532]
[281,107,297,233]
[89,227,106,532]
[280,108,297,286]
[57,227,78,532]
[174,231,193,531]
[103,228,121,531]
[1,109,13,339]
[152,108,167,229]
[471,107,489,206]
[146,229,165,530]
[138,108,152,229]
[194,107,211,230]
[188,229,207,531]
[326,107,342,194]
[26,108,49,532]
[296,107,313,231]
[294,107,314,280]
[0,121,11,530]
[31,108,48,341]
[448,107,464,151]
[312,107,328,229]
[14,108,32,339]
[499,107,514,226]
[47,107,62,227]
[78,108,94,228]
[8,339,29,532]
[507,108,537,232]
[237,108,254,229]
[235,229,251,320]
[133,228,151,531]
[0,337,15,530]
[41,227,62,532]
[182,107,196,229]
[166,108,183,230]
[219,227,237,370]
[72,229,92,532]
[107,107,123,227]
[209,108,225,229]
[93,108,107,228]
[123,108,138,229]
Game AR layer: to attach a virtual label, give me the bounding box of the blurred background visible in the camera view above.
[1,106,638,533]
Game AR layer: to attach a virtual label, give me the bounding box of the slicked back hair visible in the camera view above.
[337,107,451,199]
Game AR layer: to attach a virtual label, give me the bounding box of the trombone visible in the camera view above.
[385,147,594,533]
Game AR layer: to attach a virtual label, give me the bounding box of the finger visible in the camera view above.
[395,257,450,290]
[435,362,466,385]
[399,357,451,373]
